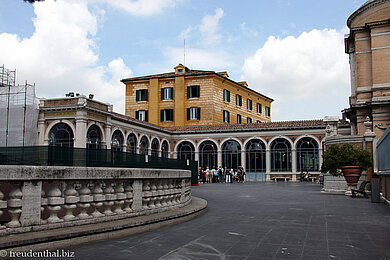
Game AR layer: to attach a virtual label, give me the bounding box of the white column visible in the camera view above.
[105,124,112,150]
[318,148,323,169]
[75,111,87,148]
[217,150,222,167]
[37,112,47,145]
[195,151,199,163]
[291,148,297,181]
[266,148,271,181]
[241,149,246,169]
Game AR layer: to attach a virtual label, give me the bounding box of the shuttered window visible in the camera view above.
[136,89,148,101]
[187,85,200,98]
[187,107,201,120]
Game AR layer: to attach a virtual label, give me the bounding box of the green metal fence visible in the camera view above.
[0,146,199,184]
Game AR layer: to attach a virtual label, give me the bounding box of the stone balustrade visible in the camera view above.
[0,165,191,235]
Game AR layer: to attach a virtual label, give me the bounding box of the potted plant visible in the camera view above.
[321,144,372,187]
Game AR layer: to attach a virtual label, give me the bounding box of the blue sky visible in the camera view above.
[0,0,366,121]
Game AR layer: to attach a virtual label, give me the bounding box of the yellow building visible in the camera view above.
[121,64,273,127]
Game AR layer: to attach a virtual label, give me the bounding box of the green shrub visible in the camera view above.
[321,144,372,176]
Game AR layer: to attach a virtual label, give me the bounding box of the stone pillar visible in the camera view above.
[105,123,112,150]
[217,150,222,168]
[318,148,323,169]
[132,180,143,212]
[324,116,339,137]
[37,112,46,146]
[21,181,42,226]
[241,149,246,169]
[292,148,297,181]
[75,110,87,148]
[266,148,271,181]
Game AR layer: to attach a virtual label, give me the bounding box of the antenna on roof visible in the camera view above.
[183,39,186,67]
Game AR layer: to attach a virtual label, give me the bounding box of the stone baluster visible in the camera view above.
[114,181,125,214]
[161,179,169,207]
[77,181,93,219]
[149,180,157,209]
[7,182,23,227]
[155,180,164,208]
[0,189,6,229]
[63,181,79,221]
[123,181,133,213]
[142,180,151,210]
[103,181,115,215]
[91,181,105,218]
[47,181,64,223]
[41,189,48,224]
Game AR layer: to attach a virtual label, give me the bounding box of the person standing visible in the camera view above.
[205,166,211,183]
[225,167,231,183]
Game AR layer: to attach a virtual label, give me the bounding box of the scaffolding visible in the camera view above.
[0,65,39,147]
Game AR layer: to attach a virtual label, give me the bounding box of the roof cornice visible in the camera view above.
[347,0,390,28]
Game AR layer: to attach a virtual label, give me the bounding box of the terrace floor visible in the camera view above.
[69,182,390,260]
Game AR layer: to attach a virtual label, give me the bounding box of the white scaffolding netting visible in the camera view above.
[0,84,39,147]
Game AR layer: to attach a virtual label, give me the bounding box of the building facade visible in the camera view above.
[122,64,273,127]
[38,96,351,182]
[344,0,390,140]
[343,0,390,200]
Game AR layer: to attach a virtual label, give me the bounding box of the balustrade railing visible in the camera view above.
[0,165,191,235]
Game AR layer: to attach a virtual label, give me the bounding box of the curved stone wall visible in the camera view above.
[0,165,191,236]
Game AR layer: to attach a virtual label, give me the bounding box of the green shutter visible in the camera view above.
[197,107,201,120]
[145,89,148,101]
[227,91,230,102]
[145,111,148,122]
[161,88,164,100]
[136,90,140,101]
[170,88,173,99]
[170,109,174,120]
[187,86,190,98]
[187,108,190,120]
[160,110,164,121]
[136,111,139,119]
[196,86,200,97]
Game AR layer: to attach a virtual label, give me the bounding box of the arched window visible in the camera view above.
[126,133,137,154]
[86,125,102,149]
[222,140,241,170]
[161,140,169,158]
[139,136,149,155]
[296,137,319,171]
[48,123,74,147]
[177,141,195,161]
[270,138,292,172]
[199,141,217,168]
[151,138,160,157]
[245,139,266,172]
[111,130,124,152]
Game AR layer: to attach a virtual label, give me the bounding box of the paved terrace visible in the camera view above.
[70,183,390,260]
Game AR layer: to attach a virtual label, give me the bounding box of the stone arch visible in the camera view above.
[45,120,76,146]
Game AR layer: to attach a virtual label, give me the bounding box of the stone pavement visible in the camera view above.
[69,182,390,260]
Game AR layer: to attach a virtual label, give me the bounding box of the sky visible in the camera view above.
[0,0,367,121]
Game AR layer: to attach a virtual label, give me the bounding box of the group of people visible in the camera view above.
[198,166,246,184]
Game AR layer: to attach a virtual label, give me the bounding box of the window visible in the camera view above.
[237,114,242,124]
[247,99,253,110]
[136,110,148,121]
[136,89,148,101]
[266,106,271,117]
[223,89,230,102]
[236,94,242,106]
[161,87,173,100]
[187,85,200,98]
[160,109,174,121]
[223,110,230,123]
[247,117,252,124]
[257,103,262,114]
[187,107,201,120]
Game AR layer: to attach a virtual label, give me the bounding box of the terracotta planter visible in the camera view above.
[341,166,362,185]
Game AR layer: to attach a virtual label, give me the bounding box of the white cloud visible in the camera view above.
[88,0,178,16]
[163,46,234,71]
[242,28,350,120]
[198,8,224,46]
[0,0,131,113]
